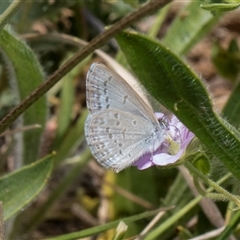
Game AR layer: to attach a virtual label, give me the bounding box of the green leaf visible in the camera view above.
[0,28,47,164]
[55,109,88,165]
[0,153,54,220]
[25,149,91,234]
[56,60,75,140]
[162,0,221,55]
[148,4,170,38]
[220,41,240,127]
[116,31,240,181]
[200,3,240,12]
[192,153,211,175]
[56,55,89,141]
[212,39,240,82]
[222,82,240,127]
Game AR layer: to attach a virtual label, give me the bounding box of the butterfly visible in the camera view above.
[84,63,167,172]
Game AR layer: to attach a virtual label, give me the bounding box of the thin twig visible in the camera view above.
[135,210,169,240]
[0,124,41,137]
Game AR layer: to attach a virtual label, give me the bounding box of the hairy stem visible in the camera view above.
[185,161,240,207]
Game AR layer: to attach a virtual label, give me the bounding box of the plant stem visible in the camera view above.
[0,0,24,30]
[193,175,230,202]
[185,161,240,207]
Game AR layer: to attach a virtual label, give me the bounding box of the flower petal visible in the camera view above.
[153,149,184,165]
[133,153,154,169]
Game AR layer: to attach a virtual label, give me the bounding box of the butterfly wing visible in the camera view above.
[85,63,167,172]
[86,63,158,124]
[85,110,165,172]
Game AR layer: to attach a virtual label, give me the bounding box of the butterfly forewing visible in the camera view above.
[86,63,158,123]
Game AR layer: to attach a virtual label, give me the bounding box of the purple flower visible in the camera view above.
[133,113,194,170]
